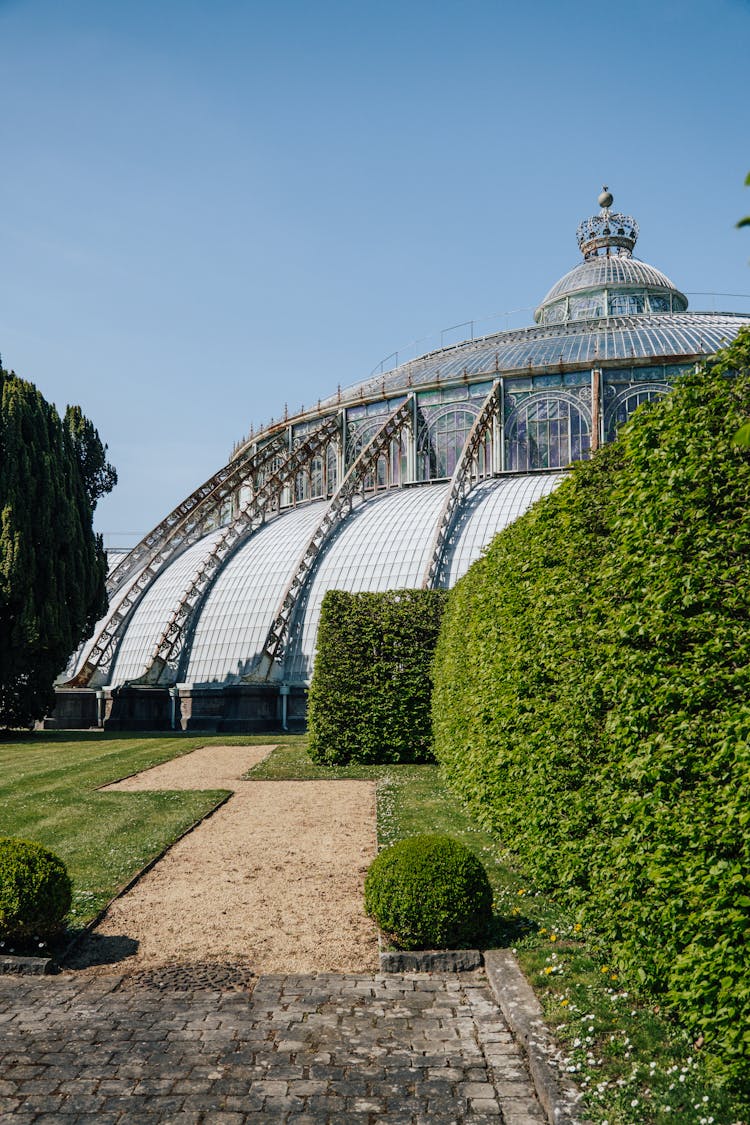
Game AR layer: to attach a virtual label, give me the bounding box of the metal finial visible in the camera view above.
[598,185,614,210]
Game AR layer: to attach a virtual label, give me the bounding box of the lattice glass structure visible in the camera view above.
[60,190,750,730]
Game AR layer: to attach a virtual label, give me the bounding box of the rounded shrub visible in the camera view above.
[0,838,72,945]
[364,834,493,949]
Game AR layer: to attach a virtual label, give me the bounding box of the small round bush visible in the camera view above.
[0,838,72,945]
[364,834,493,950]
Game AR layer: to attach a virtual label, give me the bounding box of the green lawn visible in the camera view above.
[1,731,744,1124]
[0,731,276,931]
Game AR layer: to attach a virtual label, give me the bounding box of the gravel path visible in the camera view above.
[70,744,379,975]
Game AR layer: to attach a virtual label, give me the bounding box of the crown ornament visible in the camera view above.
[576,186,639,260]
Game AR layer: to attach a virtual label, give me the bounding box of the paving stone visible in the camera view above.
[0,965,549,1122]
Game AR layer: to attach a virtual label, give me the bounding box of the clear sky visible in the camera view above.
[1,0,749,543]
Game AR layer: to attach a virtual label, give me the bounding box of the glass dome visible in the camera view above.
[534,189,688,325]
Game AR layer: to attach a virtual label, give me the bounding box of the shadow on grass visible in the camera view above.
[487,911,539,948]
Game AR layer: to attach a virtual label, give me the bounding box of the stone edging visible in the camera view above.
[484,948,590,1125]
[1,954,53,976]
[378,939,483,972]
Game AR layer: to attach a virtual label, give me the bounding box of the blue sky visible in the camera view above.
[1,0,749,542]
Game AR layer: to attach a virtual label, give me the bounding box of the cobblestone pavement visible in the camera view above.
[0,964,547,1124]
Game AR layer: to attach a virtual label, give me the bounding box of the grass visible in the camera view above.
[0,730,276,935]
[1,731,745,1123]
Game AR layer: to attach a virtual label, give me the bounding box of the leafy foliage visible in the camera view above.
[364,834,493,949]
[737,169,750,230]
[0,837,72,943]
[64,405,117,510]
[432,328,750,1089]
[307,588,447,765]
[0,367,109,728]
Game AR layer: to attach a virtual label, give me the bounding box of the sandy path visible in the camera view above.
[78,744,379,973]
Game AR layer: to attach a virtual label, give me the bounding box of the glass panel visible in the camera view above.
[417,407,477,480]
[505,396,590,471]
[570,295,605,320]
[608,293,645,316]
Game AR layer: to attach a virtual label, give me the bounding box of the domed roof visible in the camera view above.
[534,188,688,324]
[537,255,686,308]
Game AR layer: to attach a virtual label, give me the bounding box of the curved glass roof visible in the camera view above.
[184,502,326,684]
[441,474,564,586]
[326,312,749,407]
[311,191,746,413]
[535,256,686,313]
[109,532,224,684]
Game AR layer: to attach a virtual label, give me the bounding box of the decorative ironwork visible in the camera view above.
[577,187,639,261]
[604,382,671,441]
[421,382,499,589]
[137,413,343,685]
[251,396,414,681]
[107,432,289,595]
[66,431,291,688]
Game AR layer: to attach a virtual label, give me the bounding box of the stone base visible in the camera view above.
[103,685,171,730]
[48,682,309,733]
[43,689,99,730]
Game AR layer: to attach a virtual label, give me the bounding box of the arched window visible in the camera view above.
[417,407,478,480]
[604,384,670,442]
[505,394,590,471]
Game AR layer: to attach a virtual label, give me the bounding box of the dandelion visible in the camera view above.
[561,999,569,1007]
[550,933,558,942]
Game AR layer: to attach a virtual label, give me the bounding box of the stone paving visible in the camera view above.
[0,963,547,1123]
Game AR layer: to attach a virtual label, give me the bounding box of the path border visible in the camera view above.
[485,948,590,1125]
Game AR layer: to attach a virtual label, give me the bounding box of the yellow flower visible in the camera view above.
[611,975,618,982]
[561,999,569,1007]
[601,966,609,974]
[544,966,554,975]
[550,934,558,942]
[574,923,582,933]
[540,927,547,935]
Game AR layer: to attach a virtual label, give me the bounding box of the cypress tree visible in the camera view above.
[0,366,109,729]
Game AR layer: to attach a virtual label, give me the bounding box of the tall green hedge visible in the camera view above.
[432,328,750,1089]
[1,367,109,729]
[308,588,448,765]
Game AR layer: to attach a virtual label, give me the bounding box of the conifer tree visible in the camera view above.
[0,365,110,729]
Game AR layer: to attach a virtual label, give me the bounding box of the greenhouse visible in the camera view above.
[53,189,750,731]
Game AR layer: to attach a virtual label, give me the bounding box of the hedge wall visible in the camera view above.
[432,328,750,1088]
[308,588,448,765]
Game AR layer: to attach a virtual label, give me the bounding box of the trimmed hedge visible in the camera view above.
[364,834,493,949]
[308,588,448,765]
[432,328,750,1089]
[0,837,72,944]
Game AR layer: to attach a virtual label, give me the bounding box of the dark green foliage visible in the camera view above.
[308,588,448,765]
[0,837,72,943]
[432,328,750,1089]
[364,834,493,949]
[64,405,117,510]
[0,367,109,728]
